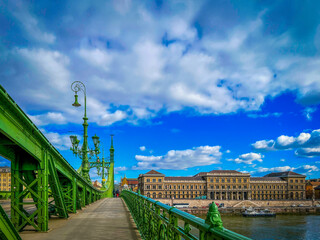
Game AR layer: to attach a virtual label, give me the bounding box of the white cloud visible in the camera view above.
[231,152,264,164]
[40,129,79,151]
[98,110,127,126]
[139,146,146,151]
[280,159,285,162]
[133,145,222,170]
[9,2,55,43]
[247,112,282,118]
[28,112,67,126]
[252,129,320,157]
[251,140,275,151]
[256,166,294,173]
[255,165,319,174]
[115,166,128,174]
[76,48,112,72]
[2,1,320,127]
[304,107,317,121]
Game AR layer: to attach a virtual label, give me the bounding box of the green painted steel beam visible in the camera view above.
[0,204,22,240]
[0,84,109,233]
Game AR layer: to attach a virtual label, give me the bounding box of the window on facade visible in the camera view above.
[290,180,293,183]
[158,179,162,182]
[178,185,180,189]
[244,179,247,183]
[222,185,225,189]
[153,193,156,198]
[233,178,236,183]
[227,179,230,183]
[152,179,156,182]
[174,185,176,189]
[227,186,230,189]
[295,180,298,183]
[210,178,213,182]
[158,193,162,199]
[147,179,150,182]
[210,185,213,189]
[222,179,225,183]
[190,185,193,189]
[153,185,156,189]
[300,180,303,183]
[195,185,198,189]
[147,185,150,189]
[187,185,189,189]
[159,185,162,190]
[199,185,202,189]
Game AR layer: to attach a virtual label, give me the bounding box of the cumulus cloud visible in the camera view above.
[133,145,222,170]
[1,1,320,128]
[252,129,320,157]
[7,1,55,43]
[255,165,319,175]
[115,166,128,174]
[304,107,317,121]
[28,112,67,126]
[139,146,146,151]
[40,128,81,151]
[230,152,264,164]
[247,112,282,118]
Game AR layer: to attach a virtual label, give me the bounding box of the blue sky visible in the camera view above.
[1,0,320,183]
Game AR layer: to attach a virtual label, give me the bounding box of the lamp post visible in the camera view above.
[70,81,101,182]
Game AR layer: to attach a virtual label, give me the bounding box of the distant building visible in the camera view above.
[120,175,138,192]
[138,170,306,200]
[314,185,320,199]
[92,180,102,189]
[306,181,320,199]
[0,166,11,191]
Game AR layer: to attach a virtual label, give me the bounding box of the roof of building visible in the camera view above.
[308,182,320,186]
[145,170,163,175]
[264,171,305,178]
[250,177,286,182]
[127,179,138,184]
[209,170,241,174]
[0,166,10,172]
[165,176,204,181]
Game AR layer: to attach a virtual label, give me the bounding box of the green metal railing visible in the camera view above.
[121,190,251,240]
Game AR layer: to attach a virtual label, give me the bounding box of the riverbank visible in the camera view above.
[154,198,320,215]
[182,206,320,215]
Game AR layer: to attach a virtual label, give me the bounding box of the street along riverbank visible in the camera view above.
[182,206,320,216]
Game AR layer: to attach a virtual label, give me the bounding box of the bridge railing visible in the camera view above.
[121,190,251,240]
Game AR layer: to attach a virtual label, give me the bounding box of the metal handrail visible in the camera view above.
[121,190,252,240]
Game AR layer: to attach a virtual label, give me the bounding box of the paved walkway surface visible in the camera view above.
[20,198,141,240]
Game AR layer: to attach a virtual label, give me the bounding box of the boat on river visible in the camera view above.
[242,207,276,217]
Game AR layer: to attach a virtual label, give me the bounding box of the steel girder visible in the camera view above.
[0,84,107,233]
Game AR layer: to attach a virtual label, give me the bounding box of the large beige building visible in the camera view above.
[138,170,306,200]
[0,166,11,191]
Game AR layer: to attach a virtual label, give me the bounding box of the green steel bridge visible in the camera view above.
[0,85,251,240]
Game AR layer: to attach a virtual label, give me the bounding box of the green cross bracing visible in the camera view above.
[0,84,114,235]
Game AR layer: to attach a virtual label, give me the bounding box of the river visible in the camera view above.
[197,214,320,240]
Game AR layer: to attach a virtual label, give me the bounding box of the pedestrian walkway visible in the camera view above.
[20,198,141,240]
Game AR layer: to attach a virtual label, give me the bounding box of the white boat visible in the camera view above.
[242,207,276,217]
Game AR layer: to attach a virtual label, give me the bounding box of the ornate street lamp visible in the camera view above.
[70,81,101,182]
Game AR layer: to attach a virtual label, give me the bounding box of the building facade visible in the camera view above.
[0,166,11,191]
[120,176,138,192]
[138,170,306,200]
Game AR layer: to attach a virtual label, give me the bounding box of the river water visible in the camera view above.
[197,214,320,240]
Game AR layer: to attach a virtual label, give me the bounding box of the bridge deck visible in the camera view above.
[20,198,141,240]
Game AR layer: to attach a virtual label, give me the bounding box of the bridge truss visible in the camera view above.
[0,85,114,234]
